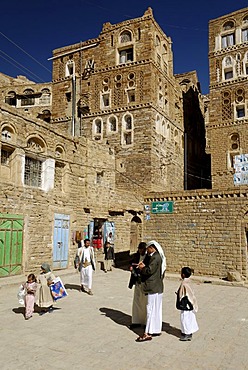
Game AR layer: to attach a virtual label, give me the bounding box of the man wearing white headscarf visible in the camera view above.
[136,240,166,342]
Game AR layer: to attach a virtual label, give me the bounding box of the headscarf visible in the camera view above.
[146,240,166,277]
[41,263,51,273]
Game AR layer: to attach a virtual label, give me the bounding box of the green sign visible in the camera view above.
[151,201,174,214]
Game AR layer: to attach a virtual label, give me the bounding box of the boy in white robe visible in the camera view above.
[176,266,199,341]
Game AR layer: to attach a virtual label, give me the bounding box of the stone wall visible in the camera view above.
[0,103,143,275]
[144,188,248,278]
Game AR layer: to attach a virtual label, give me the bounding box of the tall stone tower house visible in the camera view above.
[208,7,248,189]
[51,8,185,194]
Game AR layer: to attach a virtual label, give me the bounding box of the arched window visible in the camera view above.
[39,89,51,105]
[120,30,132,43]
[107,115,118,133]
[244,52,248,75]
[242,17,248,42]
[55,145,65,159]
[228,133,240,170]
[37,109,51,123]
[122,113,133,145]
[155,115,160,133]
[21,89,35,106]
[92,118,103,141]
[223,21,234,30]
[27,136,46,153]
[155,35,160,46]
[118,31,134,64]
[223,56,234,80]
[221,21,235,48]
[5,91,16,106]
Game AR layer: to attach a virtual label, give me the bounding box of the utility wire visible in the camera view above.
[0,50,45,82]
[0,30,51,74]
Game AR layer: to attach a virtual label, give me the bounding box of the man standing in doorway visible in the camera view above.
[77,238,96,295]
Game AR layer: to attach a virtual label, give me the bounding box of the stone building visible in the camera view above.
[208,6,248,190]
[143,6,248,280]
[51,8,188,194]
[0,100,143,276]
[2,7,247,279]
[0,73,52,123]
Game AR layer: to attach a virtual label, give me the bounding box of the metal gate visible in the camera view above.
[53,213,70,269]
[0,213,23,277]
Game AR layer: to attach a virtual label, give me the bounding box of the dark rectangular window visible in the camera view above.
[225,71,233,80]
[21,97,35,106]
[24,157,42,187]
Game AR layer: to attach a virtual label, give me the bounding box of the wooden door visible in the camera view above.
[53,213,70,269]
[0,213,23,277]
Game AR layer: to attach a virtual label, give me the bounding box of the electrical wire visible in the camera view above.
[0,50,45,82]
[0,31,51,74]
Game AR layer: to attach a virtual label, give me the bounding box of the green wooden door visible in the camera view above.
[0,214,23,277]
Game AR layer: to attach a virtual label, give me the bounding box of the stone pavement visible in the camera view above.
[1,267,248,370]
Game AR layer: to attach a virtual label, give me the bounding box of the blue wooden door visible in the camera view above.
[53,213,70,269]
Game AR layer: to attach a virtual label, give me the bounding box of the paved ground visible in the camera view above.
[1,266,248,370]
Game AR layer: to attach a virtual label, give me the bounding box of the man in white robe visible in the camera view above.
[77,238,96,295]
[136,240,166,342]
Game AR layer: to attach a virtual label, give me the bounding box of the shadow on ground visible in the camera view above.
[99,307,181,338]
[64,283,81,292]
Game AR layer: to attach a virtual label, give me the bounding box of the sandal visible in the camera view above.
[136,334,152,342]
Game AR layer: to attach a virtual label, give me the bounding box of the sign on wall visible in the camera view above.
[151,201,174,214]
[233,154,248,185]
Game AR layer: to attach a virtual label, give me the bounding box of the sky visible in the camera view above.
[0,0,247,95]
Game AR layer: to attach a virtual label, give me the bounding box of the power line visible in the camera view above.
[0,30,51,74]
[0,50,45,82]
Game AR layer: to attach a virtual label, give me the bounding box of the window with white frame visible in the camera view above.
[93,118,103,141]
[120,30,132,43]
[166,123,171,139]
[221,33,235,48]
[5,91,16,106]
[227,134,240,169]
[122,114,133,145]
[119,48,133,64]
[223,56,234,80]
[39,89,51,105]
[24,157,42,187]
[101,92,110,109]
[223,21,235,31]
[2,129,12,141]
[236,105,245,119]
[126,89,135,103]
[21,89,35,106]
[107,115,118,133]
[242,28,248,42]
[65,60,75,77]
[23,156,55,191]
[155,115,160,134]
[161,120,165,137]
